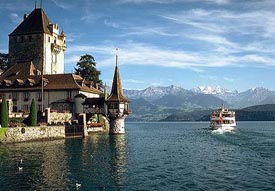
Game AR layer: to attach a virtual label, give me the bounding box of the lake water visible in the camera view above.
[0,122,275,190]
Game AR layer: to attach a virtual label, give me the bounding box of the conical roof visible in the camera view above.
[9,8,51,36]
[107,57,129,103]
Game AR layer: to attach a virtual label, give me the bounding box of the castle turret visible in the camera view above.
[106,53,131,134]
[8,8,66,74]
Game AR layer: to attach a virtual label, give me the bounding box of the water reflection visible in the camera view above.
[0,140,70,190]
[0,134,128,190]
[109,135,127,187]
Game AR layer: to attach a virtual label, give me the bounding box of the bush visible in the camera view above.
[0,98,9,127]
[9,118,25,127]
[29,99,37,126]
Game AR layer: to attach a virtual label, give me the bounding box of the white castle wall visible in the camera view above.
[109,116,126,134]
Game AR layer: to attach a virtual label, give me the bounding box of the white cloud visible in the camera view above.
[118,0,178,4]
[124,79,145,84]
[9,13,21,23]
[206,0,230,4]
[65,42,258,71]
[120,26,178,37]
[51,0,72,10]
[223,77,234,82]
[104,19,120,29]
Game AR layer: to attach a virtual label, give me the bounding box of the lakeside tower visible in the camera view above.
[106,53,131,134]
[8,8,66,74]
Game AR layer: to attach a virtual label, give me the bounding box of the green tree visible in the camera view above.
[75,54,102,88]
[0,53,8,71]
[30,99,37,126]
[0,98,9,127]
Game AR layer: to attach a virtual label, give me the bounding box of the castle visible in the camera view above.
[0,7,101,115]
[8,8,66,74]
[0,6,130,134]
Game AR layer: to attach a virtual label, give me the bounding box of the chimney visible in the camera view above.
[23,14,28,20]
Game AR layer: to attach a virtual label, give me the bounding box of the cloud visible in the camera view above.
[206,0,230,4]
[80,14,103,23]
[104,19,120,29]
[124,79,145,84]
[51,0,72,9]
[8,13,21,23]
[64,42,246,70]
[223,77,234,82]
[118,0,178,4]
[119,26,178,37]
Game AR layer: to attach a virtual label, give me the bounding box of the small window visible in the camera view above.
[38,105,42,111]
[12,92,18,100]
[48,36,50,42]
[67,91,72,99]
[29,36,32,42]
[23,92,30,101]
[20,36,24,42]
[23,105,29,112]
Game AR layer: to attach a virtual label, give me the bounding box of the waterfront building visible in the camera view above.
[0,61,101,114]
[0,7,102,115]
[106,55,131,134]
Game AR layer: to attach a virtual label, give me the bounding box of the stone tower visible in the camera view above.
[106,54,131,134]
[9,8,66,74]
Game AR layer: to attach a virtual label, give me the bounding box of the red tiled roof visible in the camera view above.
[0,62,102,95]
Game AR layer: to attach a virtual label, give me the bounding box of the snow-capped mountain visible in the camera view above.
[192,86,237,95]
[192,86,275,108]
[231,87,275,108]
[124,85,185,101]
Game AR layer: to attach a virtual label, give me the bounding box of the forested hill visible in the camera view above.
[163,104,275,121]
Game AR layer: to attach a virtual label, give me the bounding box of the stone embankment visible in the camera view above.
[0,126,65,143]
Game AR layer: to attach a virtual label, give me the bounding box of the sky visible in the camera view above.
[1,0,275,91]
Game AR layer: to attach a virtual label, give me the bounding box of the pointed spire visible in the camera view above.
[60,29,66,37]
[107,49,129,103]
[104,83,108,100]
[116,48,118,67]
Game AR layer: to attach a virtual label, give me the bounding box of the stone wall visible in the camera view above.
[0,126,65,143]
[46,109,72,124]
[9,34,44,70]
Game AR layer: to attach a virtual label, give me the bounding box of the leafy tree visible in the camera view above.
[0,53,8,71]
[75,54,103,88]
[0,98,9,127]
[30,99,37,126]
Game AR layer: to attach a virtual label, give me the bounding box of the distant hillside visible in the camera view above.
[125,85,275,121]
[126,85,228,121]
[163,104,275,121]
[241,104,275,112]
[127,98,171,121]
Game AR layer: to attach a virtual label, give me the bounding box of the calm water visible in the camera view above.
[0,122,275,190]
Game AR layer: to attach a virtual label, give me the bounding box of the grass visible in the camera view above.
[0,128,8,140]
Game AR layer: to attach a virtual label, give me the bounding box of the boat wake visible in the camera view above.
[211,128,235,134]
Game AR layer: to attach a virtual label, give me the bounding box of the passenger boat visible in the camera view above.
[209,105,236,131]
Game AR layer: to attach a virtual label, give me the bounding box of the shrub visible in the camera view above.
[30,99,37,126]
[0,98,9,127]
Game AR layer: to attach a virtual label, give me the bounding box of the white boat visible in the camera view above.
[209,105,236,131]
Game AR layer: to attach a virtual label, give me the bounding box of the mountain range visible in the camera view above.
[124,85,275,121]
